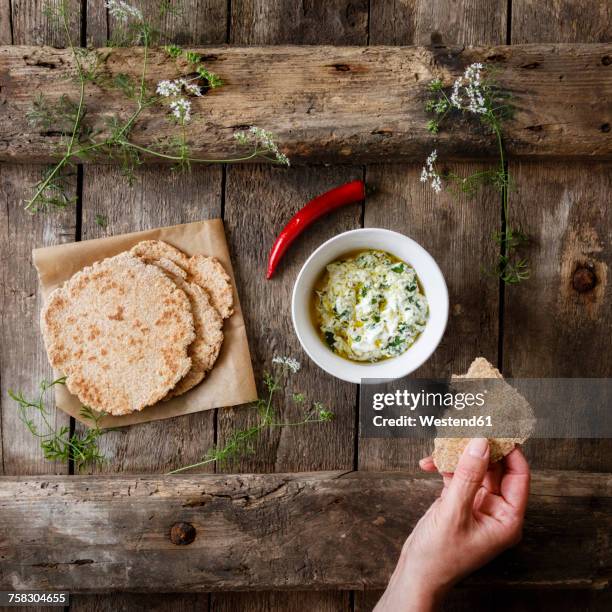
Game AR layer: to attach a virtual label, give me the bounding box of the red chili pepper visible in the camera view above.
[266,179,369,279]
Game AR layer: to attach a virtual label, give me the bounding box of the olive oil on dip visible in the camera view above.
[311,250,429,363]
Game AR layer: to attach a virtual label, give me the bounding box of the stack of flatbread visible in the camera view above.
[40,240,234,416]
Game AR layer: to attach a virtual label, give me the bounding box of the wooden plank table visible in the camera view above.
[0,1,611,611]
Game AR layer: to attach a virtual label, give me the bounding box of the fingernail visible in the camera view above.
[467,437,489,458]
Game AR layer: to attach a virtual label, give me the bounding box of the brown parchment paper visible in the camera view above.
[32,219,257,428]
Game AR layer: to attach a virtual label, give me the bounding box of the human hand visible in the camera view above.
[375,438,530,612]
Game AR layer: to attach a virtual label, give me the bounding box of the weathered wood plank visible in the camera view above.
[76,4,224,476]
[359,1,503,464]
[72,165,223,474]
[505,2,612,472]
[70,4,227,609]
[0,0,11,45]
[359,6,506,609]
[0,166,76,476]
[69,592,209,612]
[370,0,507,46]
[212,592,350,612]
[86,0,228,47]
[216,7,364,612]
[221,165,360,474]
[360,163,500,469]
[0,469,611,592]
[2,44,612,163]
[230,0,368,44]
[10,0,81,46]
[0,0,79,478]
[511,0,612,44]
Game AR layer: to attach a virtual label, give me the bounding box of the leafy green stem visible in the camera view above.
[9,377,109,471]
[25,2,289,213]
[117,141,273,164]
[167,365,333,475]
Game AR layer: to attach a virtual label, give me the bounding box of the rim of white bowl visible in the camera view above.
[292,228,449,383]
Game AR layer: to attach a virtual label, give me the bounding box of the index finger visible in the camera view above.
[500,447,531,515]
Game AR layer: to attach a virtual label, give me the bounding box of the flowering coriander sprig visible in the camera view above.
[272,355,301,373]
[422,63,529,285]
[420,149,442,193]
[168,356,333,474]
[24,2,289,212]
[105,0,143,22]
[169,98,191,122]
[235,126,291,166]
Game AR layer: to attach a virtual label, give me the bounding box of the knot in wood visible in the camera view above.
[170,522,197,545]
[572,266,596,293]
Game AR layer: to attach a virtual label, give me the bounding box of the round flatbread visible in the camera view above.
[151,259,224,398]
[188,255,234,319]
[130,240,190,271]
[41,252,195,416]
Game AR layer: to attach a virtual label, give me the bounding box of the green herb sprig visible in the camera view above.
[9,377,108,471]
[26,0,289,213]
[421,63,529,284]
[167,357,334,474]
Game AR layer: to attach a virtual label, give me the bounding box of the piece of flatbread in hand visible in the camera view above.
[432,357,532,473]
[41,252,195,416]
[152,258,224,398]
[188,255,234,319]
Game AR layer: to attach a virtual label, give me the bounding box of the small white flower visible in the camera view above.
[449,62,487,115]
[234,126,290,166]
[450,77,463,108]
[272,356,301,373]
[105,0,143,22]
[184,82,202,96]
[425,149,437,169]
[156,80,181,97]
[275,151,290,166]
[420,150,443,194]
[170,98,191,122]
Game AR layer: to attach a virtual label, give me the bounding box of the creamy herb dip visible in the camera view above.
[313,250,428,362]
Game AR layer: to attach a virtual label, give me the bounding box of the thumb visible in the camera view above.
[444,438,490,514]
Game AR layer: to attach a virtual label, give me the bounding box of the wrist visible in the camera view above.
[396,547,450,610]
[402,573,447,612]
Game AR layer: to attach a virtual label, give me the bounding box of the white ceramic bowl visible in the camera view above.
[292,228,448,383]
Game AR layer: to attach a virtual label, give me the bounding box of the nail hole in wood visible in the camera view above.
[572,266,596,293]
[600,123,610,133]
[602,56,611,66]
[170,522,197,545]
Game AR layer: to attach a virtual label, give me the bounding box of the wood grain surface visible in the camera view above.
[356,5,507,609]
[1,1,611,610]
[360,163,500,469]
[1,469,611,592]
[68,4,227,611]
[213,5,365,611]
[0,0,79,478]
[1,44,612,163]
[505,2,612,474]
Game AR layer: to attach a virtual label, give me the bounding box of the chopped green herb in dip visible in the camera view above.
[313,250,428,362]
